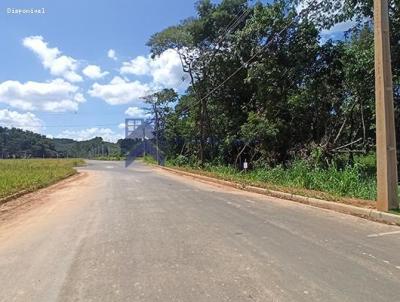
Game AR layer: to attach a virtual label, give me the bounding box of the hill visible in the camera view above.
[0,127,120,158]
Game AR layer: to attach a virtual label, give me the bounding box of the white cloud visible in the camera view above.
[118,123,126,129]
[0,79,85,112]
[23,36,83,82]
[88,76,150,105]
[120,49,188,90]
[108,49,117,61]
[121,56,150,75]
[125,106,150,118]
[82,65,109,79]
[56,127,123,143]
[296,0,357,39]
[0,109,43,132]
[321,19,357,36]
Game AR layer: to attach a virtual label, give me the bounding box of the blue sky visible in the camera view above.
[0,0,352,142]
[0,0,198,142]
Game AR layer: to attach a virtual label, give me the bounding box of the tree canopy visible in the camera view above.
[145,0,399,169]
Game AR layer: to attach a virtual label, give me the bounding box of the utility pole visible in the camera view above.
[374,0,399,211]
[141,92,159,164]
[199,98,205,166]
[153,102,160,165]
[143,123,146,158]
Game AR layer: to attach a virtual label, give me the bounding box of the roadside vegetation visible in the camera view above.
[0,159,85,200]
[93,155,124,161]
[136,0,399,206]
[143,155,157,165]
[167,155,378,202]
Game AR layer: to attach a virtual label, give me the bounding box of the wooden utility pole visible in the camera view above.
[374,0,399,211]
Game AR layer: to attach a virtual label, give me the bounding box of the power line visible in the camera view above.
[216,0,259,43]
[179,0,323,115]
[221,6,248,35]
[31,123,121,128]
[166,3,253,97]
[38,5,254,122]
[214,6,252,47]
[39,112,122,116]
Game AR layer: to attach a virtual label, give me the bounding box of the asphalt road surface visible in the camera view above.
[1,160,400,302]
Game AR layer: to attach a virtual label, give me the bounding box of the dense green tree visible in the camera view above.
[147,0,399,169]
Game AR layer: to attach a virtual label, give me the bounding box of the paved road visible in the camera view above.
[0,161,400,302]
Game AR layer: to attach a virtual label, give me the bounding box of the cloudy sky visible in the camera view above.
[0,0,351,142]
[0,0,197,142]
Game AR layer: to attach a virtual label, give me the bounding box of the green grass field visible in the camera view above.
[0,159,85,200]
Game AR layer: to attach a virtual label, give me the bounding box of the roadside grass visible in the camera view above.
[0,159,85,200]
[389,209,400,216]
[165,159,395,205]
[93,155,124,161]
[142,155,157,165]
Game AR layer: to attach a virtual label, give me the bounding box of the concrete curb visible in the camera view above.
[160,166,400,226]
[0,190,31,205]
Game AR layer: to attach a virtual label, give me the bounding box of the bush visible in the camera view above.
[170,155,190,167]
[170,157,380,201]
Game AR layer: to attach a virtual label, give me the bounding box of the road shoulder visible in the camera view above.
[0,172,88,226]
[153,165,400,226]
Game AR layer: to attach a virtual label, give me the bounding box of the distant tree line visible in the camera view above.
[0,127,120,159]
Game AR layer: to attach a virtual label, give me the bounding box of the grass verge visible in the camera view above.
[142,155,157,165]
[0,159,85,201]
[92,156,124,161]
[164,161,388,208]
